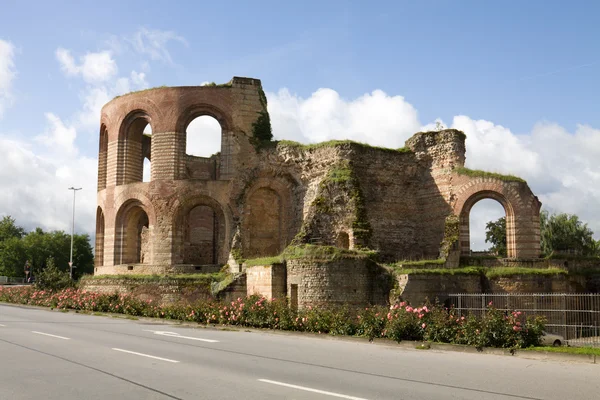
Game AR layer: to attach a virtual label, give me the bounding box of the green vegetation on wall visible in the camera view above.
[271,139,412,155]
[243,244,377,266]
[439,215,460,259]
[251,85,273,147]
[454,167,525,183]
[306,160,373,248]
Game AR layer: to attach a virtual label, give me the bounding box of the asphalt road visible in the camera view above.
[0,304,598,400]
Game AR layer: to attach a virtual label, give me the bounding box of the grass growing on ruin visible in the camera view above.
[272,139,412,155]
[397,259,447,267]
[484,267,567,278]
[112,85,168,99]
[80,273,226,283]
[395,267,483,276]
[393,266,568,278]
[283,244,377,261]
[244,256,285,267]
[454,167,525,183]
[242,245,378,266]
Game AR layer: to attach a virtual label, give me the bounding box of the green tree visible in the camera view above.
[0,216,25,242]
[540,210,598,256]
[485,217,507,257]
[0,237,27,277]
[485,211,599,258]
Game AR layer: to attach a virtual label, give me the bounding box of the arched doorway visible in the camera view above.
[114,201,151,265]
[173,197,227,266]
[183,205,219,265]
[459,190,516,258]
[468,198,506,256]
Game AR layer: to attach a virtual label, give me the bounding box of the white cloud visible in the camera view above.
[0,135,97,235]
[35,113,78,154]
[0,39,16,118]
[128,27,187,64]
[267,88,421,148]
[56,48,118,83]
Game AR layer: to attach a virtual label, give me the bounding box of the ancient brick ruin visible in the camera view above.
[94,77,542,306]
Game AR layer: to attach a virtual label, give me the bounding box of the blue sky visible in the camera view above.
[1,0,599,250]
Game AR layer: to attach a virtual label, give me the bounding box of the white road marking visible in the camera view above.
[258,379,369,400]
[143,329,220,343]
[31,331,70,340]
[0,324,6,327]
[112,348,180,363]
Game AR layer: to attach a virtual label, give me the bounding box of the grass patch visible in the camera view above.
[524,346,600,356]
[271,139,412,155]
[245,256,284,267]
[455,167,525,183]
[242,245,378,266]
[484,267,567,278]
[113,85,168,100]
[80,272,226,283]
[393,266,568,278]
[282,244,377,261]
[397,259,446,267]
[395,267,483,276]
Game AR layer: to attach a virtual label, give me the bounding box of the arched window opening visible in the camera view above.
[98,125,108,190]
[336,232,350,250]
[95,207,105,267]
[244,188,282,258]
[186,116,221,157]
[115,204,150,265]
[468,198,506,257]
[142,124,152,182]
[118,112,151,185]
[185,116,222,179]
[183,205,218,265]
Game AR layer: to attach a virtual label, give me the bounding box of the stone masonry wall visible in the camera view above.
[286,258,390,308]
[246,264,286,300]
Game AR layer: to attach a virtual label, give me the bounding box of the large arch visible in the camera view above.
[114,199,152,265]
[95,207,105,267]
[176,103,234,180]
[241,176,296,259]
[97,124,108,191]
[116,110,152,185]
[172,195,228,265]
[453,178,541,258]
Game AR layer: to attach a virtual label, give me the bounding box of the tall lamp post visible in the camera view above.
[68,187,82,279]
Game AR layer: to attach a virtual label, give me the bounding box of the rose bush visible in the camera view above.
[0,286,545,349]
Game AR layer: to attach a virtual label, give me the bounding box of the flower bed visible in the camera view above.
[0,286,545,349]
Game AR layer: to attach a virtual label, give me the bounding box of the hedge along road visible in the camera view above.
[0,303,598,400]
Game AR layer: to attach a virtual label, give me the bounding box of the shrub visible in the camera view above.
[0,286,546,349]
[34,257,75,292]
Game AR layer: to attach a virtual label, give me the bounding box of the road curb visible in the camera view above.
[0,301,597,364]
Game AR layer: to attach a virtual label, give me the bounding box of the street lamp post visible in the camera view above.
[68,187,82,279]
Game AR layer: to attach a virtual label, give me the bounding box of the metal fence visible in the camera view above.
[449,293,600,347]
[0,276,25,285]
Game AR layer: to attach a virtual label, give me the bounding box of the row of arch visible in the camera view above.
[98,113,225,190]
[95,186,289,268]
